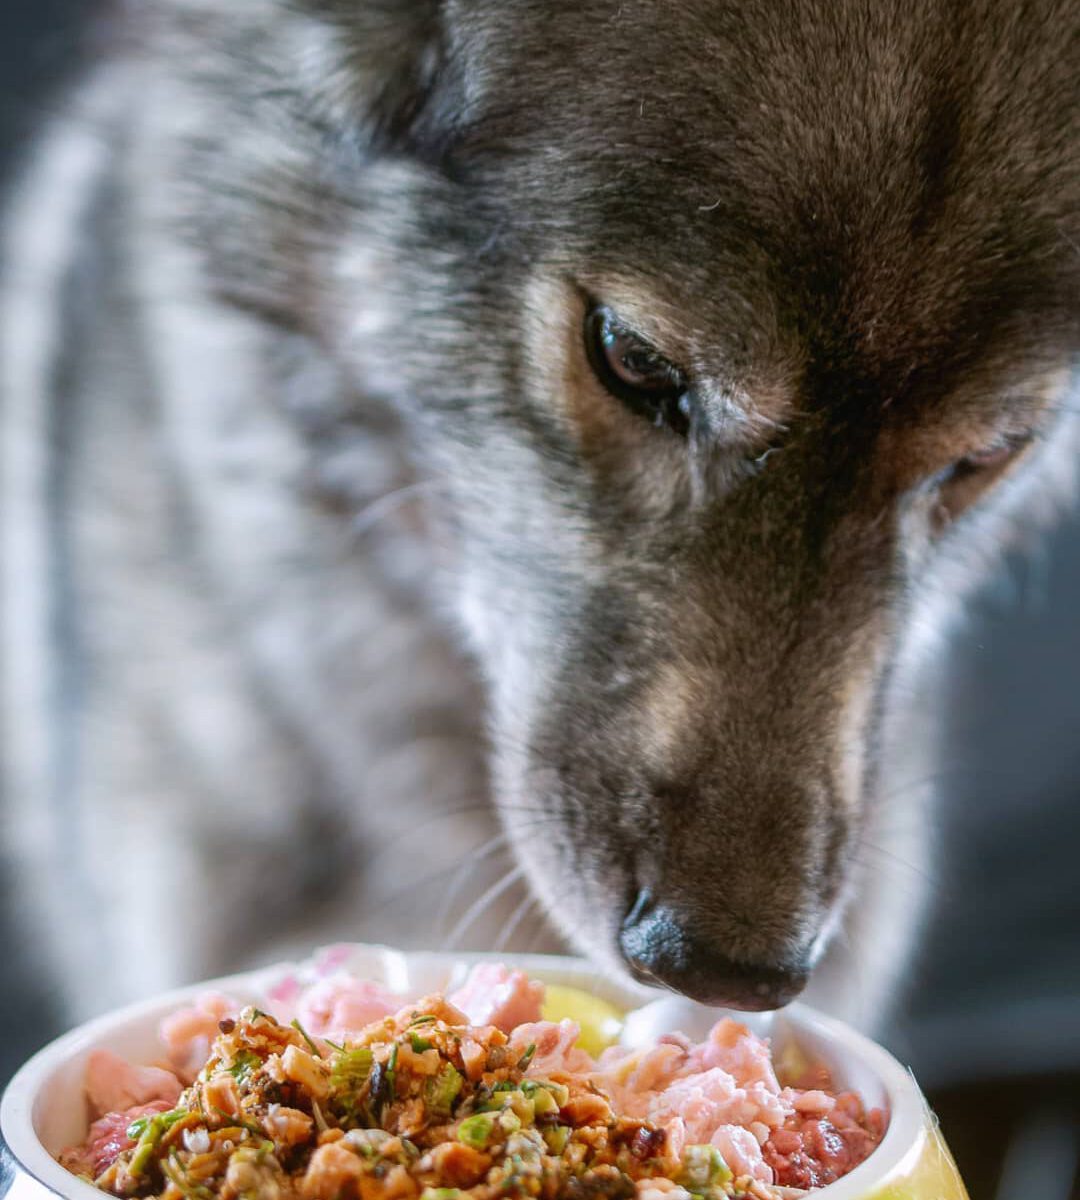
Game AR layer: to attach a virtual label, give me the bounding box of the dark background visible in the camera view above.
[2,5,1078,1197]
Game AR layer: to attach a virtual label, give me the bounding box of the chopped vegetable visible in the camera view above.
[290,1018,322,1058]
[125,1116,151,1142]
[385,1042,399,1104]
[128,1109,189,1177]
[329,1046,374,1092]
[456,1113,495,1149]
[498,1109,522,1134]
[424,1063,463,1116]
[327,1045,374,1126]
[226,1050,261,1086]
[543,1125,571,1155]
[679,1145,733,1191]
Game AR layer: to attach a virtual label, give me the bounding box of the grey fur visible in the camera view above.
[2,0,1077,1028]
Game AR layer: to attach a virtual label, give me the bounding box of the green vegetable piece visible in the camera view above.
[126,1117,150,1142]
[228,1050,262,1086]
[538,1081,570,1108]
[517,1043,537,1070]
[211,1108,264,1139]
[127,1109,188,1177]
[290,1019,322,1058]
[542,1126,571,1155]
[410,1034,434,1053]
[385,1042,400,1103]
[161,1153,215,1200]
[504,1092,535,1124]
[409,1015,438,1027]
[425,1064,464,1116]
[457,1113,496,1150]
[679,1145,733,1191]
[328,1046,375,1126]
[531,1087,559,1117]
[330,1046,374,1092]
[420,1190,461,1200]
[128,1139,157,1178]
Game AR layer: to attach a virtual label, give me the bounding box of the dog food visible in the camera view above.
[59,965,885,1199]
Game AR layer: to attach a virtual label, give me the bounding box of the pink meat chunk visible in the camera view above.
[448,964,545,1033]
[265,973,303,1020]
[158,992,238,1081]
[294,976,403,1036]
[595,1018,884,1186]
[711,1124,774,1182]
[684,1018,783,1093]
[60,1101,173,1179]
[85,1050,182,1118]
[509,1019,594,1076]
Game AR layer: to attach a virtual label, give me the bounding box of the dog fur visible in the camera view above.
[2,0,1078,1030]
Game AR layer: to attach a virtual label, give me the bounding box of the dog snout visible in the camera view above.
[618,890,812,1011]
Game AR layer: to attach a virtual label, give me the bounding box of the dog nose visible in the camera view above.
[618,891,810,1011]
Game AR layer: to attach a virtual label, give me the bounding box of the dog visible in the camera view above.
[2,0,1077,1034]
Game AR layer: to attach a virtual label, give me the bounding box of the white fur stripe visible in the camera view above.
[0,77,125,858]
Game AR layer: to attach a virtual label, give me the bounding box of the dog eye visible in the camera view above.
[934,432,1034,524]
[958,438,1029,472]
[949,432,1033,481]
[585,305,691,435]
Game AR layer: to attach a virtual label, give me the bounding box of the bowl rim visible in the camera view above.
[1,948,930,1200]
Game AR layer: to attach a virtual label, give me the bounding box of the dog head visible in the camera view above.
[197,0,1080,1006]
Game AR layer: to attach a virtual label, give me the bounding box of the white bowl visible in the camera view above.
[0,945,967,1200]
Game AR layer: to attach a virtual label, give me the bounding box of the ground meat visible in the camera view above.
[763,1111,886,1187]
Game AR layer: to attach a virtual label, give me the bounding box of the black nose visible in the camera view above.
[618,892,810,1011]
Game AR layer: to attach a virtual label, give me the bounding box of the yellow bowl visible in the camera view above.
[0,945,967,1200]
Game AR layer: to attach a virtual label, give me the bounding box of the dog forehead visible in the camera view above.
[455,0,1079,379]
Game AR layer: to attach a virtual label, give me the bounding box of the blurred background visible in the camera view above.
[1,4,1077,1198]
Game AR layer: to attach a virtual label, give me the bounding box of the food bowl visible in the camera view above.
[0,945,967,1200]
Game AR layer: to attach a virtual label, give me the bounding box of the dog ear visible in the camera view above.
[305,0,465,165]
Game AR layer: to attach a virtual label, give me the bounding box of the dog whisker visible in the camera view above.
[351,479,445,539]
[438,830,513,941]
[446,864,526,950]
[492,889,542,953]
